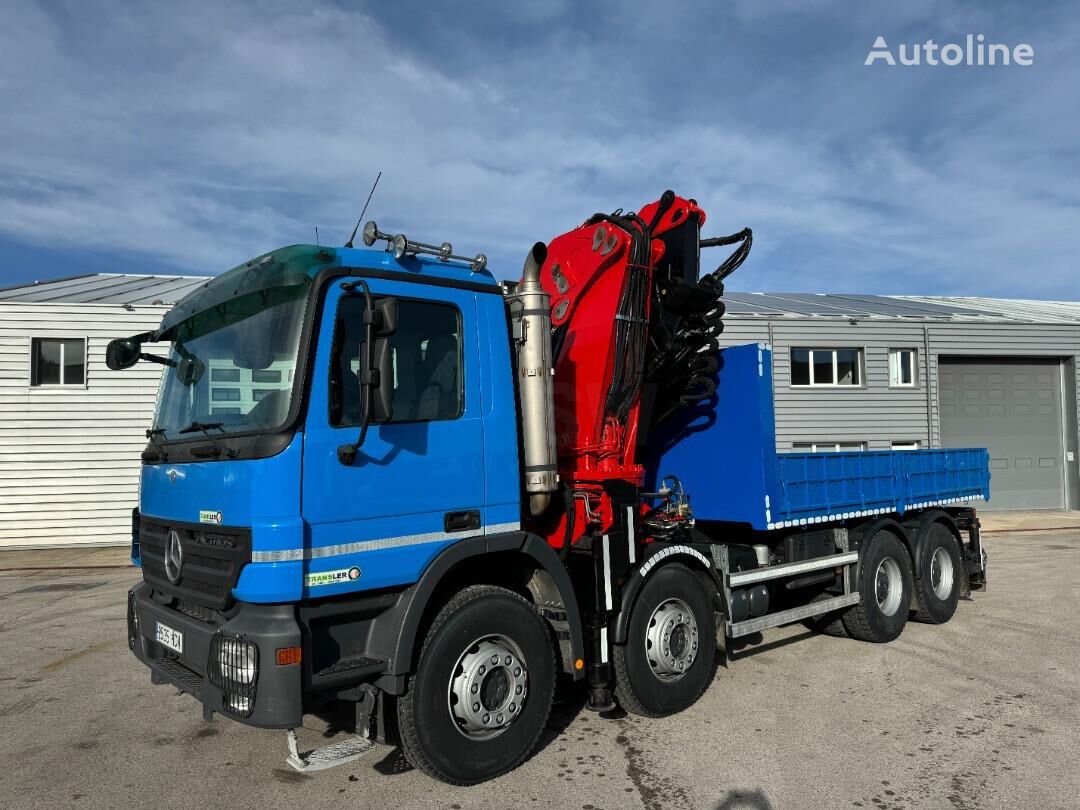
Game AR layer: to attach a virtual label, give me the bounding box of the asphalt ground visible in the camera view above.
[1,527,1078,809]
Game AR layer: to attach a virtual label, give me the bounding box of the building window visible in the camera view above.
[889,349,917,387]
[891,440,921,450]
[792,441,867,453]
[211,367,241,382]
[791,348,862,386]
[207,360,294,415]
[30,338,86,386]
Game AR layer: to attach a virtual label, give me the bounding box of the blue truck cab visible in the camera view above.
[118,236,989,785]
[125,244,581,728]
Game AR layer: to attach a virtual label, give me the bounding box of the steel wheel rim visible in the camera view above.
[930,546,955,600]
[448,635,528,741]
[874,557,903,616]
[645,598,699,682]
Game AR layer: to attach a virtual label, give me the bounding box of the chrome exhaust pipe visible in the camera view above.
[507,242,558,516]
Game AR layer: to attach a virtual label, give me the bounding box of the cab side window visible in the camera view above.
[330,297,463,426]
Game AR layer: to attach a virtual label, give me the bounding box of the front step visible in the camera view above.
[285,728,376,773]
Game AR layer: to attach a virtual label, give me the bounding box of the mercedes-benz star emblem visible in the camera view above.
[167,469,178,484]
[164,529,184,584]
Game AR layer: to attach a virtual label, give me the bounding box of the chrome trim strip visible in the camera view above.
[484,521,522,535]
[251,520,523,564]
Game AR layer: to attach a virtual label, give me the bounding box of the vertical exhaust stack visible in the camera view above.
[508,242,559,516]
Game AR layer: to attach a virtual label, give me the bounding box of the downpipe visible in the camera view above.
[508,242,559,516]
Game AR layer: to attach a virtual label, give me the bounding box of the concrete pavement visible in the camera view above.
[0,527,1078,808]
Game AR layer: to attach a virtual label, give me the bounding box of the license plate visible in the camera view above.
[155,621,183,654]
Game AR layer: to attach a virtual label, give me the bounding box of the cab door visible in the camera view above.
[301,278,486,594]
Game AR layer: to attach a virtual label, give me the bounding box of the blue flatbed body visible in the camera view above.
[650,343,990,530]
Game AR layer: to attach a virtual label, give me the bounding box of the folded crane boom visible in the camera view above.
[522,191,752,547]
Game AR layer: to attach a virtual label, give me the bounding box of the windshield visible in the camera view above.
[152,286,310,439]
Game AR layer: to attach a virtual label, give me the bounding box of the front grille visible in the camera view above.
[131,508,141,561]
[140,517,252,610]
[208,633,258,718]
[174,599,218,624]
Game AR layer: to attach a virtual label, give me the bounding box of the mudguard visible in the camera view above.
[613,542,720,645]
[386,531,586,683]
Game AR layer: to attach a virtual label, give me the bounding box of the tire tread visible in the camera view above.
[612,564,716,717]
[841,530,913,643]
[912,524,963,624]
[397,584,555,785]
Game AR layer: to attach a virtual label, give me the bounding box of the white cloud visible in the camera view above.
[0,1,1076,298]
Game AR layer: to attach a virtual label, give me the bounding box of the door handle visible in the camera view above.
[444,510,481,533]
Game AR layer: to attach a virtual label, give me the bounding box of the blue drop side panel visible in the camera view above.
[648,343,778,526]
[649,343,991,529]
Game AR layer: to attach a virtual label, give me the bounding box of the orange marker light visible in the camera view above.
[276,646,302,666]
[574,658,584,671]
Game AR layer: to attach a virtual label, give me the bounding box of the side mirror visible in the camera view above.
[370,337,394,422]
[177,355,206,386]
[371,297,399,337]
[336,288,396,465]
[106,338,142,370]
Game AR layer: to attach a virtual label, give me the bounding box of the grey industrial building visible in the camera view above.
[717,293,1080,510]
[0,274,1076,549]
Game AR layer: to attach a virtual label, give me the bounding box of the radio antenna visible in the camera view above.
[344,171,382,248]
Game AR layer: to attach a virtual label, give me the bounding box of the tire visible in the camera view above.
[912,523,962,624]
[803,591,849,637]
[842,529,913,643]
[396,585,556,785]
[613,563,717,717]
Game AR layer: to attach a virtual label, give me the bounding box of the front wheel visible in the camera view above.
[396,585,556,784]
[613,564,717,717]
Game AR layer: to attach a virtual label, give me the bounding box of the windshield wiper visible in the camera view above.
[143,427,169,462]
[177,422,237,459]
[178,421,225,435]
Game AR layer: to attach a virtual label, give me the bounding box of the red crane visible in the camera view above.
[522,191,752,550]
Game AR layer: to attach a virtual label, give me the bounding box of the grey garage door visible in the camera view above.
[939,358,1065,509]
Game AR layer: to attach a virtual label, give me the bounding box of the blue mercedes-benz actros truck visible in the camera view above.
[114,197,989,784]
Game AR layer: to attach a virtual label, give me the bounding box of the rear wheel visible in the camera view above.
[613,564,717,717]
[396,585,556,784]
[842,530,913,643]
[912,523,962,624]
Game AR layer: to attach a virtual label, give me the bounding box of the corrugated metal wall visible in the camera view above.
[1,302,1077,549]
[0,303,167,549]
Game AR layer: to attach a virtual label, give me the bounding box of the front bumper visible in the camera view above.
[128,582,303,728]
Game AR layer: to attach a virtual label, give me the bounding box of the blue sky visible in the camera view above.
[0,1,1076,298]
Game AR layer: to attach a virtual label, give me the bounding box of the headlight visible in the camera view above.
[226,695,253,715]
[208,634,259,717]
[216,638,257,684]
